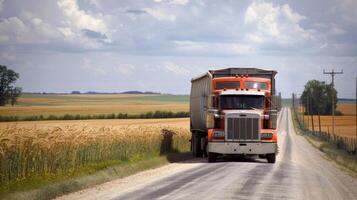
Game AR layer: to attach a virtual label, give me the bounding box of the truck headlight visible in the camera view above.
[261,133,273,140]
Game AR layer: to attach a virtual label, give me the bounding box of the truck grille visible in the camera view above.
[226,117,260,141]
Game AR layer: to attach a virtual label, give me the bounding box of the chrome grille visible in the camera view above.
[226,117,259,140]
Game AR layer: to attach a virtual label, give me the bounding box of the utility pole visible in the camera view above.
[292,93,295,111]
[306,95,310,130]
[355,77,356,156]
[323,69,344,135]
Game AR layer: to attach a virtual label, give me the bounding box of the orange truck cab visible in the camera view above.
[190,68,280,163]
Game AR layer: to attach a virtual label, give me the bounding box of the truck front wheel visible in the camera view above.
[266,153,276,163]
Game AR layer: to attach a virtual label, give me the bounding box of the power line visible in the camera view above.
[323,69,344,135]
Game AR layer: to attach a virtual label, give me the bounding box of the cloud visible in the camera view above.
[174,40,255,56]
[153,0,189,5]
[161,61,189,75]
[82,29,107,39]
[327,27,347,36]
[143,8,176,22]
[125,9,147,15]
[244,1,310,44]
[57,0,108,36]
[0,14,60,44]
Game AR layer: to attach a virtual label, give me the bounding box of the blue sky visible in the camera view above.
[0,0,356,98]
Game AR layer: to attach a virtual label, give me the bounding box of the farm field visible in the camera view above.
[301,103,356,138]
[337,103,356,116]
[0,118,191,189]
[0,93,189,117]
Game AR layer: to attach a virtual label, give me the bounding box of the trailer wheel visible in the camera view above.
[208,153,217,163]
[192,132,203,157]
[266,153,276,163]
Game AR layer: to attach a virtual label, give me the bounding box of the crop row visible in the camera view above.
[0,111,190,122]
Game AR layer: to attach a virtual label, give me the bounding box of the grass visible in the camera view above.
[0,123,191,197]
[1,153,192,200]
[291,109,357,176]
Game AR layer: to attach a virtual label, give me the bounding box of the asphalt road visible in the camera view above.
[58,108,357,200]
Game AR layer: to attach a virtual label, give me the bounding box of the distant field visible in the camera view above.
[301,103,356,138]
[0,93,189,117]
[337,104,356,116]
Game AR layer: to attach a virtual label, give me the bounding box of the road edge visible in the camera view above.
[290,108,357,177]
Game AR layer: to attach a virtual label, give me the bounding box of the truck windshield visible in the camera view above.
[220,95,264,110]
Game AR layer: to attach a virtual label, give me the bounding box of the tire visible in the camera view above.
[192,132,203,157]
[259,155,266,159]
[266,153,276,163]
[208,153,217,163]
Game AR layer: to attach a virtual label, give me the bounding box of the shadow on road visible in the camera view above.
[159,129,268,164]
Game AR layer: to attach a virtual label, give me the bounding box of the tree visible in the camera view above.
[300,80,337,115]
[10,87,22,106]
[0,65,21,106]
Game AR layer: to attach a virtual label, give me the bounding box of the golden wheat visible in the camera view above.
[0,124,190,185]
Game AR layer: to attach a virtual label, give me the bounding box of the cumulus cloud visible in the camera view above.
[57,0,112,47]
[57,0,107,34]
[244,1,310,44]
[0,13,60,44]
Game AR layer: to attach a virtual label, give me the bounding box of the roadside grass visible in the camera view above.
[1,153,192,200]
[291,109,357,176]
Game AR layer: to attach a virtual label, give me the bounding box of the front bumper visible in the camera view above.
[208,142,277,155]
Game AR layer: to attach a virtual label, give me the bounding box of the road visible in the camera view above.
[58,108,357,200]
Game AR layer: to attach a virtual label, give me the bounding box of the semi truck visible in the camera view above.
[190,68,279,163]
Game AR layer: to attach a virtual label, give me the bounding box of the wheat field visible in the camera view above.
[0,94,189,117]
[301,103,356,138]
[0,120,190,185]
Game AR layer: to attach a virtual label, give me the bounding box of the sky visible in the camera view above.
[0,0,356,98]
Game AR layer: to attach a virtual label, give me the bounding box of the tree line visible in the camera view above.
[300,80,339,116]
[0,111,190,122]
